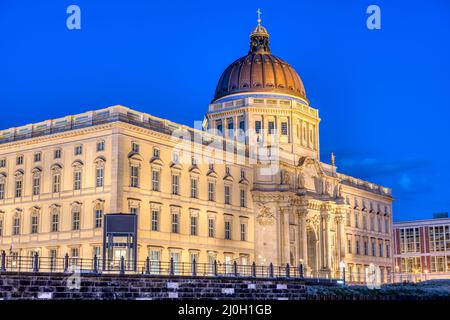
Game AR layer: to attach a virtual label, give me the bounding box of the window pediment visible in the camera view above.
[150,157,164,166]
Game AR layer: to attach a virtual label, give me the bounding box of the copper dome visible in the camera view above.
[213,22,306,102]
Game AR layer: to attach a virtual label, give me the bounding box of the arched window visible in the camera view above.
[30,207,40,234]
[32,168,42,196]
[51,164,62,193]
[14,170,24,198]
[72,161,83,191]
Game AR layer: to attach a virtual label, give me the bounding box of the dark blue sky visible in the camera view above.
[1,0,449,221]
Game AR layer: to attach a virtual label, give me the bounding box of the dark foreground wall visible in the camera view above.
[1,272,316,300]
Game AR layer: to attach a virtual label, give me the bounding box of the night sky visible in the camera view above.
[1,0,449,221]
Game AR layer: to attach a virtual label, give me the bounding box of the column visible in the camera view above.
[299,210,308,268]
[282,209,290,264]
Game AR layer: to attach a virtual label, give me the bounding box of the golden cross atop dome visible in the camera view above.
[257,8,262,26]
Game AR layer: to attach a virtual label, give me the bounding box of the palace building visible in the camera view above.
[0,17,393,281]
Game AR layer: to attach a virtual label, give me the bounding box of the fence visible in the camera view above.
[0,251,340,283]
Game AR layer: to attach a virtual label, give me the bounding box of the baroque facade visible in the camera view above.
[0,19,393,281]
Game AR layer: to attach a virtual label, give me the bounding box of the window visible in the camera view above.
[371,239,376,256]
[34,152,41,162]
[255,121,262,134]
[239,119,245,132]
[0,181,4,200]
[346,212,351,227]
[378,241,383,257]
[130,165,139,187]
[401,257,421,273]
[31,215,39,234]
[0,158,6,168]
[240,223,246,241]
[225,220,231,240]
[400,227,421,253]
[362,214,367,229]
[386,243,391,258]
[130,207,138,215]
[240,169,246,180]
[429,226,449,252]
[240,189,246,207]
[74,145,83,155]
[170,251,181,275]
[208,182,215,201]
[72,209,80,231]
[227,118,234,137]
[363,238,368,255]
[153,148,160,158]
[53,172,61,193]
[15,179,23,198]
[281,122,288,135]
[152,170,160,191]
[224,186,231,204]
[208,218,215,238]
[208,162,215,172]
[96,167,104,187]
[171,213,179,233]
[216,122,223,135]
[347,235,352,254]
[190,178,198,198]
[151,209,159,231]
[172,174,179,195]
[149,250,161,274]
[378,217,382,233]
[54,149,61,159]
[95,207,103,229]
[190,215,198,236]
[96,141,105,152]
[0,219,3,236]
[385,219,389,234]
[268,121,275,134]
[172,151,180,164]
[191,156,198,167]
[74,170,82,190]
[33,175,41,195]
[132,142,139,153]
[356,238,360,255]
[16,155,24,165]
[225,166,231,176]
[51,210,59,232]
[354,212,359,228]
[12,215,20,235]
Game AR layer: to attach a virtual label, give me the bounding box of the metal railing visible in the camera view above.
[0,251,340,284]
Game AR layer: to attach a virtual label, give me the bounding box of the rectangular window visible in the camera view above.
[378,241,383,257]
[239,120,245,132]
[386,243,390,258]
[149,250,161,274]
[356,239,360,255]
[347,235,352,254]
[13,217,20,235]
[171,213,179,233]
[240,189,246,207]
[208,182,215,201]
[190,178,198,198]
[240,169,246,180]
[16,155,23,165]
[240,223,246,241]
[130,165,139,187]
[172,175,179,195]
[281,122,288,135]
[54,149,61,159]
[268,121,275,134]
[15,180,22,198]
[34,152,41,162]
[95,209,103,228]
[208,218,215,238]
[97,141,105,152]
[227,118,234,137]
[51,214,59,232]
[96,168,104,187]
[72,211,80,231]
[255,121,262,134]
[74,171,82,190]
[0,182,5,200]
[153,148,160,158]
[0,158,6,168]
[132,142,139,153]
[31,216,39,234]
[152,170,160,191]
[0,219,3,236]
[33,176,40,195]
[371,239,376,256]
[400,227,421,253]
[354,212,359,228]
[53,174,61,193]
[151,209,159,231]
[224,186,231,205]
[364,239,368,255]
[75,145,83,155]
[190,215,198,236]
[225,220,231,240]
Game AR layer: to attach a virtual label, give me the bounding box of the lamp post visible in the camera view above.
[424,269,429,281]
